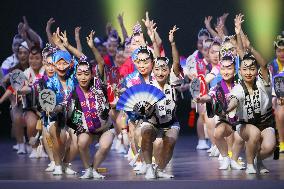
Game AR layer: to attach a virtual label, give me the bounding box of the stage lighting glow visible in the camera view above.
[241,0,282,58]
[103,0,146,38]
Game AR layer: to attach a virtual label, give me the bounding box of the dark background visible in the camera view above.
[0,0,282,137]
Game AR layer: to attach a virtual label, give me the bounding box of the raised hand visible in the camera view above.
[204,16,213,28]
[169,25,179,43]
[59,30,69,47]
[234,14,244,35]
[46,18,55,31]
[106,22,112,36]
[242,34,251,50]
[117,12,124,25]
[22,16,30,31]
[86,30,95,48]
[52,27,63,47]
[142,11,151,29]
[148,22,157,42]
[74,26,81,39]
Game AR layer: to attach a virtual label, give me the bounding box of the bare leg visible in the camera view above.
[239,124,261,164]
[141,124,156,164]
[231,131,244,162]
[78,133,94,169]
[259,128,276,160]
[49,123,67,166]
[93,130,115,169]
[214,123,233,157]
[63,128,78,163]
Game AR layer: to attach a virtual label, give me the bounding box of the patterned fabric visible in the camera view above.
[68,77,109,134]
[230,69,272,125]
[76,85,101,133]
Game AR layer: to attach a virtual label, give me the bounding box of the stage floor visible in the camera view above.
[0,136,284,189]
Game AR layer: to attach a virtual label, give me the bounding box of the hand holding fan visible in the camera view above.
[116,84,165,117]
[9,69,27,106]
[190,78,201,99]
[39,89,56,125]
[274,74,284,98]
[9,69,26,91]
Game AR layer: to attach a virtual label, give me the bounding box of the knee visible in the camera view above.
[142,127,155,139]
[249,131,261,144]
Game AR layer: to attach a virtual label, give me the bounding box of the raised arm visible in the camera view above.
[22,16,41,46]
[142,12,163,48]
[52,28,67,51]
[169,25,180,76]
[46,18,56,47]
[74,27,83,52]
[117,13,128,42]
[204,16,218,38]
[218,13,229,36]
[86,30,105,76]
[58,29,85,58]
[148,23,160,58]
[234,14,245,58]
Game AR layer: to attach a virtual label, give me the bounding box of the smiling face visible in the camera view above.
[240,59,257,84]
[135,52,153,76]
[29,52,43,72]
[55,59,70,78]
[153,60,170,84]
[76,64,92,89]
[220,60,235,82]
[44,56,55,78]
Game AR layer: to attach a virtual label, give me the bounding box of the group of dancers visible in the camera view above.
[0,12,283,179]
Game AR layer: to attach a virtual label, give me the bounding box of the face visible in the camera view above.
[201,41,212,60]
[44,56,55,78]
[115,50,126,66]
[17,47,29,65]
[220,60,235,81]
[135,52,153,76]
[240,60,257,83]
[197,35,209,52]
[97,45,108,57]
[29,53,43,72]
[209,44,220,65]
[130,34,145,52]
[55,59,70,77]
[276,48,284,63]
[153,61,170,84]
[76,64,92,89]
[221,41,237,57]
[107,39,119,57]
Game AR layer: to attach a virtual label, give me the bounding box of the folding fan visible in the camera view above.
[9,69,26,90]
[39,89,56,112]
[274,73,284,98]
[190,78,201,99]
[116,84,165,117]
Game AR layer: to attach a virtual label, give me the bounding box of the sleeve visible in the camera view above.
[169,67,184,85]
[183,54,197,76]
[229,84,244,103]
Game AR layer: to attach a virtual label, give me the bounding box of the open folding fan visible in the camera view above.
[274,73,284,98]
[116,84,165,116]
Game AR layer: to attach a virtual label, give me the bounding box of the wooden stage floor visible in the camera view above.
[0,135,284,189]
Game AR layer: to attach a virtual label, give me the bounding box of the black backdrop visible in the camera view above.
[0,0,275,137]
